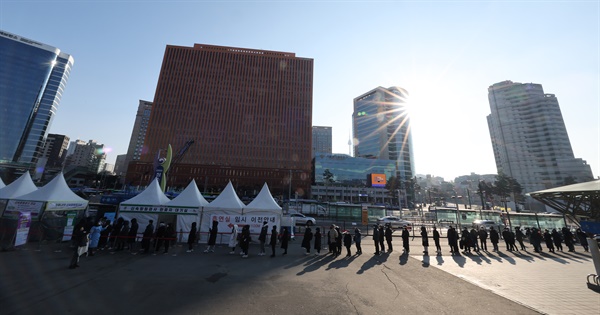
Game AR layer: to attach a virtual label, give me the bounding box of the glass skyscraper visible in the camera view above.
[352,86,415,205]
[0,30,74,181]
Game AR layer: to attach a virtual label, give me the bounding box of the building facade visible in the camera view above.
[126,43,314,198]
[65,140,106,173]
[352,86,415,205]
[0,30,74,181]
[312,126,332,157]
[487,80,594,197]
[123,100,152,176]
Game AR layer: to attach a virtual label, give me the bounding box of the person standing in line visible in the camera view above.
[335,226,343,256]
[228,224,239,254]
[116,221,130,251]
[489,226,499,252]
[269,225,278,257]
[543,229,555,253]
[204,220,218,253]
[240,225,251,258]
[576,228,589,252]
[69,226,88,269]
[461,227,471,254]
[141,220,154,254]
[421,226,429,255]
[508,227,518,252]
[314,227,322,256]
[187,222,197,253]
[501,227,511,251]
[98,219,112,250]
[128,218,139,253]
[478,227,488,251]
[164,223,175,254]
[552,228,563,252]
[280,227,289,255]
[432,226,441,255]
[530,228,542,253]
[515,226,526,251]
[258,221,268,256]
[110,217,124,249]
[401,225,410,254]
[88,221,104,256]
[384,224,393,253]
[563,227,575,252]
[154,222,166,254]
[301,225,313,255]
[469,228,479,253]
[354,228,362,255]
[343,230,353,257]
[372,224,380,255]
[327,225,334,254]
[447,226,458,255]
[377,225,386,254]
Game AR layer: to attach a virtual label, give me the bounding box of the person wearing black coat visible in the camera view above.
[240,225,251,258]
[421,226,429,255]
[448,226,459,254]
[128,218,139,252]
[258,221,269,256]
[478,227,488,251]
[270,225,278,257]
[142,220,154,253]
[163,223,175,254]
[205,220,218,253]
[515,227,526,251]
[154,222,166,253]
[314,227,322,255]
[187,222,197,252]
[543,229,555,253]
[301,226,313,255]
[563,227,575,252]
[551,228,563,251]
[354,228,362,255]
[576,228,589,252]
[110,217,124,249]
[384,225,393,253]
[501,228,511,251]
[343,231,353,257]
[432,226,441,255]
[280,227,290,255]
[372,225,380,255]
[401,226,410,254]
[530,228,543,253]
[489,226,499,252]
[377,225,385,254]
[69,226,88,269]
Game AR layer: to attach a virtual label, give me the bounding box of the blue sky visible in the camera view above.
[1,1,598,181]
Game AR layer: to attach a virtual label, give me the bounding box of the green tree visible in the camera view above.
[493,173,524,212]
[323,169,335,201]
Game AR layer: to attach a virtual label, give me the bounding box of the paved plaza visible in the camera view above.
[0,235,597,315]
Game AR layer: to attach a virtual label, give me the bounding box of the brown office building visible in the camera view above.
[125,43,314,199]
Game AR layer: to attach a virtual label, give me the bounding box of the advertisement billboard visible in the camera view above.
[369,173,387,187]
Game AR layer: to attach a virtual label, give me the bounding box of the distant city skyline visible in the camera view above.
[1,2,597,183]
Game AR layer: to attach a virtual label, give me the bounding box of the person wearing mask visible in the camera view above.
[378,225,386,254]
[128,218,139,253]
[372,224,380,256]
[69,226,88,269]
[258,221,269,256]
[228,224,239,254]
[187,222,197,253]
[269,225,278,257]
[314,227,322,256]
[204,220,218,253]
[478,227,488,251]
[280,227,290,255]
[421,226,429,255]
[240,225,251,258]
[489,226,499,252]
[141,220,154,254]
[385,224,393,253]
[343,230,353,257]
[301,225,313,255]
[401,225,410,254]
[354,228,362,255]
[432,226,441,255]
[515,226,526,251]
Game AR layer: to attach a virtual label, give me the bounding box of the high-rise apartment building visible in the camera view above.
[126,43,313,197]
[65,140,106,173]
[352,86,415,205]
[487,80,594,197]
[312,126,332,157]
[123,100,153,175]
[0,30,74,181]
[40,134,70,169]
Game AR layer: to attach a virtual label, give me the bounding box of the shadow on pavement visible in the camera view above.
[399,252,409,265]
[421,255,429,267]
[435,254,444,266]
[451,254,466,267]
[496,251,516,265]
[356,254,384,274]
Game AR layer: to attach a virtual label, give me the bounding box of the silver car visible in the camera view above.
[376,216,412,230]
[290,213,316,226]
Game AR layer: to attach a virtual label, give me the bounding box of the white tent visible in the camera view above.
[201,181,245,244]
[164,180,208,242]
[118,179,171,235]
[0,176,5,189]
[243,183,282,237]
[0,173,38,218]
[5,173,87,219]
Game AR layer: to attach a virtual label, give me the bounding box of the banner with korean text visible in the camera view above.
[15,211,32,246]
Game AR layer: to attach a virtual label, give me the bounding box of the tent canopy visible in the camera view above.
[205,181,245,211]
[244,183,282,213]
[0,172,37,200]
[13,173,88,211]
[0,176,5,189]
[165,180,209,208]
[529,179,600,223]
[120,179,170,207]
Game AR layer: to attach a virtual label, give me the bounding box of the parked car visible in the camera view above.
[376,216,412,229]
[289,213,316,226]
[472,219,497,231]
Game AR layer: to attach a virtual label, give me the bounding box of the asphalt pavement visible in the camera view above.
[0,235,592,315]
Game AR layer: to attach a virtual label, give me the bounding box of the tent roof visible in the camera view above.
[13,172,85,202]
[120,179,171,206]
[245,183,281,210]
[0,176,5,189]
[528,179,600,196]
[165,180,209,207]
[206,181,245,210]
[0,172,37,199]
